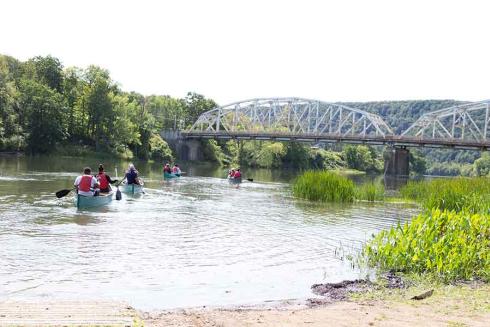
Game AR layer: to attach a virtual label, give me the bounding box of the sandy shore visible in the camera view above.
[1,284,488,326]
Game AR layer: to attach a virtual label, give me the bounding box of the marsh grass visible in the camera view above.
[356,182,385,201]
[400,177,490,213]
[292,170,355,202]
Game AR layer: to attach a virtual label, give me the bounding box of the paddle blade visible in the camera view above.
[116,187,122,200]
[247,178,253,182]
[55,189,72,198]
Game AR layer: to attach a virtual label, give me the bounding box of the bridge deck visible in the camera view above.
[181,131,490,150]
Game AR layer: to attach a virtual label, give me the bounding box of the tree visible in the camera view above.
[24,55,64,92]
[343,145,381,172]
[184,92,217,127]
[20,79,66,153]
[409,150,427,175]
[474,152,490,176]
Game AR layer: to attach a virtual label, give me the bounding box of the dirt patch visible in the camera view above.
[309,272,405,306]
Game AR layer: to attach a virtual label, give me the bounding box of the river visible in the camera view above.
[0,155,416,310]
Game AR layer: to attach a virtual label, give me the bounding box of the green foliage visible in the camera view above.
[202,139,225,164]
[363,209,490,282]
[409,150,427,175]
[292,171,355,202]
[427,162,474,177]
[149,134,173,162]
[240,141,286,168]
[19,79,66,153]
[356,182,385,201]
[343,145,381,172]
[400,177,490,213]
[473,152,490,176]
[309,148,345,170]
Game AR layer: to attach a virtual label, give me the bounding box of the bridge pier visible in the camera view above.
[384,147,409,177]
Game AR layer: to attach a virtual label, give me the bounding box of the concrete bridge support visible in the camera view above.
[384,147,409,177]
[160,130,204,161]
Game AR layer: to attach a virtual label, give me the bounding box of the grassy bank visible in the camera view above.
[363,177,490,283]
[400,177,490,213]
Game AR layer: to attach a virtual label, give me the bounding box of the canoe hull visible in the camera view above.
[228,177,242,184]
[120,184,144,194]
[164,173,181,179]
[75,192,113,208]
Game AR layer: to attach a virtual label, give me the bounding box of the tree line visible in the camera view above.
[0,54,216,160]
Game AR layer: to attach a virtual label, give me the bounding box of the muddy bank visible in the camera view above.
[309,272,405,306]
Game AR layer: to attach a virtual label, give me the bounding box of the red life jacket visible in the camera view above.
[98,173,109,189]
[234,171,241,178]
[79,175,93,192]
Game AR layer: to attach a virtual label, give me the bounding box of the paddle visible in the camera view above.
[115,177,125,200]
[55,188,74,198]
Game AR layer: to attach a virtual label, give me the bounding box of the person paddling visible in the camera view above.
[163,163,172,174]
[172,164,181,175]
[234,168,242,179]
[97,164,115,193]
[74,167,99,197]
[125,163,141,185]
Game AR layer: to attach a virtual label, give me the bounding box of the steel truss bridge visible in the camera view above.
[183,98,490,150]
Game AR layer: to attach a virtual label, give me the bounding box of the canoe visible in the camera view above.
[120,183,145,194]
[75,192,113,208]
[164,172,181,179]
[228,176,242,184]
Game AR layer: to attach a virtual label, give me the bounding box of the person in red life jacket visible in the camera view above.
[172,164,181,175]
[233,168,242,179]
[97,164,115,193]
[163,163,172,174]
[74,167,99,197]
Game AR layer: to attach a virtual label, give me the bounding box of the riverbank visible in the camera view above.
[1,283,487,326]
[143,282,489,326]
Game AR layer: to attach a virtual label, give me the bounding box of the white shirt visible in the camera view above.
[74,175,98,196]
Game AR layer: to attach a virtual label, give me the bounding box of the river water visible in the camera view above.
[0,155,416,310]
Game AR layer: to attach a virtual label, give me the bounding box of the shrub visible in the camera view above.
[292,170,355,202]
[363,209,490,282]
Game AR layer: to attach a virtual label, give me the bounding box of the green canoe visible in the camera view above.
[164,172,181,179]
[75,192,113,209]
[120,183,145,194]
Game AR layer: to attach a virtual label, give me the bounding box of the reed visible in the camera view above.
[292,170,355,203]
[400,177,490,213]
[356,182,385,202]
[363,209,490,282]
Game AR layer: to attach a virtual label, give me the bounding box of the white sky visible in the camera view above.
[1,0,489,105]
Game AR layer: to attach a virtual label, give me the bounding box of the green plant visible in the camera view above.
[356,182,385,201]
[400,177,490,213]
[363,209,490,282]
[292,170,355,202]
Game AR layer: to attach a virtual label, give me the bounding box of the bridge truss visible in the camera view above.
[188,98,393,138]
[402,102,490,142]
[184,98,490,150]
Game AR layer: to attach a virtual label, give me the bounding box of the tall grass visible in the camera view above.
[292,170,355,203]
[363,209,490,282]
[356,182,385,201]
[400,177,490,213]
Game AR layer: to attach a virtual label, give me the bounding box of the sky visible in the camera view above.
[1,0,489,105]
